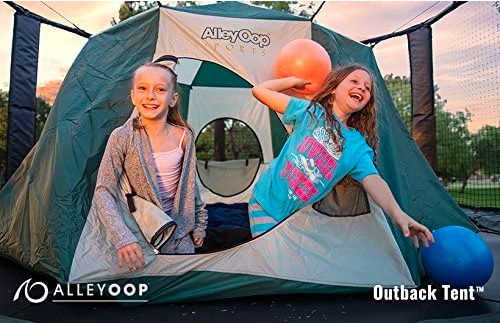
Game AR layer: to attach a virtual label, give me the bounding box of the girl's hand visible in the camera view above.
[292,77,312,90]
[193,237,204,248]
[117,242,145,272]
[392,211,435,249]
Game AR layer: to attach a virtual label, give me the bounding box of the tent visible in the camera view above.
[0,2,476,303]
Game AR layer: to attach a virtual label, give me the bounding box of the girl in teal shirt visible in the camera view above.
[249,64,434,249]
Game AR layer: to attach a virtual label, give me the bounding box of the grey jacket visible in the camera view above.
[94,116,207,254]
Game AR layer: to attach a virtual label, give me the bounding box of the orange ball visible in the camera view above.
[275,39,332,94]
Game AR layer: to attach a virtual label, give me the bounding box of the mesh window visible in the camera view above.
[313,179,370,217]
[196,118,263,197]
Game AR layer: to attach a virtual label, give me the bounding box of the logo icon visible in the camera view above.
[13,278,49,304]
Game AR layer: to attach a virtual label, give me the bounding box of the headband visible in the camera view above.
[153,55,178,76]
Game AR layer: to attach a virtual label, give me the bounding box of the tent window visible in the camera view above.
[196,118,263,197]
[313,177,371,217]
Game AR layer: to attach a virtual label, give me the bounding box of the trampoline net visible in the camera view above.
[372,2,499,209]
[432,2,499,208]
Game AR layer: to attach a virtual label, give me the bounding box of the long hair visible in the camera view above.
[131,61,193,133]
[307,64,378,164]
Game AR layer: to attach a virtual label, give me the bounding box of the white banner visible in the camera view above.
[155,8,311,85]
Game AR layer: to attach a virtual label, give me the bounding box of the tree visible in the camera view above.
[383,74,478,191]
[35,97,52,142]
[214,120,226,161]
[116,1,197,24]
[116,1,318,24]
[0,90,52,186]
[473,125,500,177]
[436,106,474,192]
[0,91,52,152]
[250,1,316,18]
[0,90,8,154]
[225,119,262,160]
[196,119,262,161]
[176,1,198,7]
[383,74,412,131]
[196,125,215,161]
[0,91,8,185]
[118,1,158,22]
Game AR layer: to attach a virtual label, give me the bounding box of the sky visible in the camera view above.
[0,1,498,132]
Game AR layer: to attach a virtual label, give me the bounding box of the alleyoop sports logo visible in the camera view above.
[201,27,271,48]
[13,278,49,304]
[13,278,149,304]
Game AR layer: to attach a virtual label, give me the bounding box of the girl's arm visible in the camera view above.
[252,77,310,114]
[189,134,207,246]
[361,174,434,248]
[192,180,208,247]
[94,129,144,271]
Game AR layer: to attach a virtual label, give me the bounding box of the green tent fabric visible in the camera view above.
[0,2,476,303]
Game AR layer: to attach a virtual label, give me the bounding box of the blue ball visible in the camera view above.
[421,226,494,288]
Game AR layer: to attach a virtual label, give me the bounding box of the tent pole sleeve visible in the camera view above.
[408,25,437,171]
[5,13,40,181]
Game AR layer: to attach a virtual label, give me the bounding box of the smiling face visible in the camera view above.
[331,69,372,116]
[130,66,178,122]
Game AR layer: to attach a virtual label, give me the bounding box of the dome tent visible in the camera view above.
[0,2,476,303]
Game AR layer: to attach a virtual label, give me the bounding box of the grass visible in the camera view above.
[446,187,500,208]
[446,182,499,190]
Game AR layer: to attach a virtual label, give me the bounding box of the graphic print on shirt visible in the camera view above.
[280,126,344,203]
[312,127,344,160]
[289,153,325,187]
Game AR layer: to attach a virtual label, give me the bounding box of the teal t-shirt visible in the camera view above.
[253,97,379,221]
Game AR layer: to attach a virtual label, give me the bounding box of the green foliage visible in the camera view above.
[0,90,53,180]
[117,1,199,23]
[250,1,316,18]
[251,1,294,13]
[0,91,8,183]
[0,90,8,154]
[35,97,52,142]
[473,125,500,175]
[116,1,317,22]
[383,74,483,182]
[176,1,198,7]
[384,74,499,201]
[118,1,158,22]
[436,104,474,180]
[383,74,412,131]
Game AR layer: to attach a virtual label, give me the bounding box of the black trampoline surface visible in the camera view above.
[0,231,499,323]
